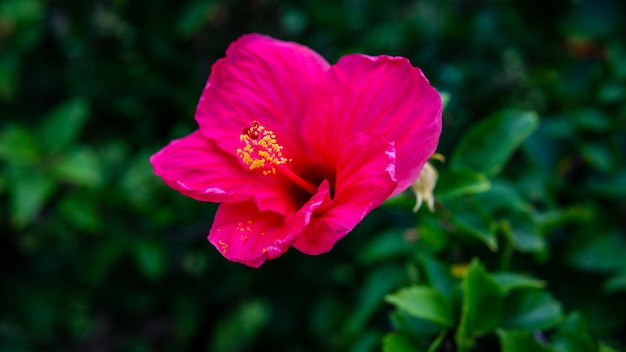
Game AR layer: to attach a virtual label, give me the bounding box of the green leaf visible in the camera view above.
[491,272,545,293]
[604,272,626,293]
[608,42,626,79]
[0,0,44,52]
[0,54,18,100]
[435,168,491,199]
[455,259,503,348]
[38,99,90,151]
[599,343,619,352]
[500,289,563,330]
[536,206,594,233]
[359,229,415,265]
[389,310,449,336]
[385,286,455,327]
[567,233,626,273]
[474,181,529,213]
[133,240,167,281]
[415,217,450,252]
[450,109,539,176]
[58,194,101,232]
[551,312,596,352]
[446,197,498,251]
[211,300,271,352]
[472,183,544,253]
[580,143,613,172]
[176,2,213,37]
[383,333,425,352]
[10,170,55,228]
[52,147,102,187]
[0,0,43,51]
[281,9,308,35]
[501,213,546,254]
[351,330,382,352]
[496,330,552,352]
[0,0,43,25]
[440,91,451,111]
[590,170,626,198]
[0,125,38,164]
[382,192,415,210]
[418,253,458,297]
[346,265,406,334]
[597,81,624,104]
[572,107,610,132]
[120,151,164,207]
[426,331,447,352]
[85,238,126,284]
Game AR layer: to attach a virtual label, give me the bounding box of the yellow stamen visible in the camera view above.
[236,121,318,195]
[237,121,289,175]
[217,240,228,254]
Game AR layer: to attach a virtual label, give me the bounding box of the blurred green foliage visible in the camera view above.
[1,0,625,351]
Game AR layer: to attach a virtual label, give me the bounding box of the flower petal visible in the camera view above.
[195,34,330,157]
[304,54,442,195]
[150,130,297,214]
[208,202,290,268]
[209,181,332,267]
[293,133,397,254]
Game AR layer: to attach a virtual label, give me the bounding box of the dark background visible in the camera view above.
[1,0,625,351]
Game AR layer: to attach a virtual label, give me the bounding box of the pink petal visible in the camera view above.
[150,130,297,214]
[195,34,330,157]
[304,54,442,195]
[293,133,397,254]
[209,181,332,267]
[208,202,289,268]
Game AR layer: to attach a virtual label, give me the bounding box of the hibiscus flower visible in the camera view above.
[151,34,442,267]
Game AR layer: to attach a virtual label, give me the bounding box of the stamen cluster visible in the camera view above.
[236,121,289,175]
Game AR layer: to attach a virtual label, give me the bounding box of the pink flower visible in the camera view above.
[150,34,442,267]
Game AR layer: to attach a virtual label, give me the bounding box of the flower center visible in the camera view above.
[237,121,318,195]
[237,120,288,175]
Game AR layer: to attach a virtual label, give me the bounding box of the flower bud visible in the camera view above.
[410,162,438,213]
